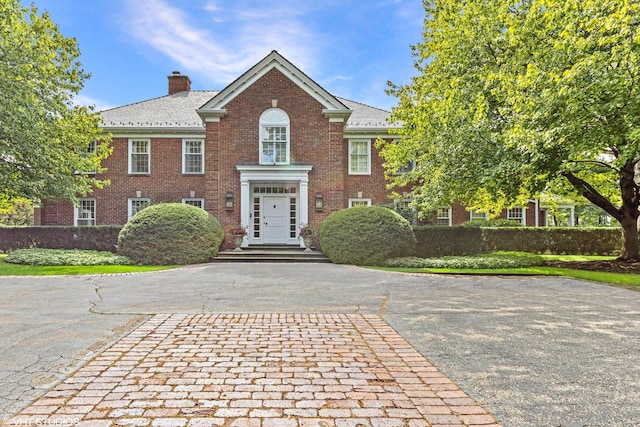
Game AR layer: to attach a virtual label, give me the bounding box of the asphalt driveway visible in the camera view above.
[1,263,639,426]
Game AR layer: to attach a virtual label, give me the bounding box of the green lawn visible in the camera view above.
[0,254,173,275]
[371,254,640,289]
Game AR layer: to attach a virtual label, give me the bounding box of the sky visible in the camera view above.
[23,0,425,112]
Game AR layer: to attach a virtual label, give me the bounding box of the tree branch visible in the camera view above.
[561,171,622,220]
[566,159,620,173]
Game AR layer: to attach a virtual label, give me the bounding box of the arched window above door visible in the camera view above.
[259,108,290,165]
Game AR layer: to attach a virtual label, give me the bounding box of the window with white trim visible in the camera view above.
[396,160,417,175]
[128,198,150,218]
[182,198,204,209]
[507,207,525,225]
[259,109,290,165]
[129,139,150,174]
[348,139,371,174]
[349,198,371,207]
[436,207,452,226]
[469,210,488,221]
[75,199,96,226]
[79,140,97,174]
[183,139,204,174]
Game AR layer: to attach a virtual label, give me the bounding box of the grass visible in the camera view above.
[0,254,173,276]
[372,253,640,288]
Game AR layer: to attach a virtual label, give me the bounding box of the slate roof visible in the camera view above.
[100,91,395,132]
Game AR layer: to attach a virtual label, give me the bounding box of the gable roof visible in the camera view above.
[197,51,351,123]
[100,51,398,134]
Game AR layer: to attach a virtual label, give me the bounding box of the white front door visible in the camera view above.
[262,196,289,244]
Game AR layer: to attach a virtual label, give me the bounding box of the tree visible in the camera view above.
[0,0,110,206]
[380,0,640,260]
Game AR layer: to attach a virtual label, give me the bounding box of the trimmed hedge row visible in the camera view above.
[0,226,121,253]
[414,226,622,257]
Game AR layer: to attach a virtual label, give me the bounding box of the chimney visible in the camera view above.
[168,71,191,94]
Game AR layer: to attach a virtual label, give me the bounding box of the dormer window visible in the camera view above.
[260,108,290,165]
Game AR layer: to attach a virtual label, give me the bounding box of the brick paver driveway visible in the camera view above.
[1,263,639,426]
[7,314,498,427]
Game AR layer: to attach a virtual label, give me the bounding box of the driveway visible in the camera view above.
[1,263,639,426]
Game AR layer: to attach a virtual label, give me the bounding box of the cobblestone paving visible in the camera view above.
[6,313,500,427]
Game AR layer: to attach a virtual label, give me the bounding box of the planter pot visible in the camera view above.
[302,235,313,252]
[232,234,244,251]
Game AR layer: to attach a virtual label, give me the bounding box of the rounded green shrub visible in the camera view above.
[319,206,416,265]
[117,203,224,265]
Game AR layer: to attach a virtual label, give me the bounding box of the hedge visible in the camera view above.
[414,226,622,257]
[0,226,121,253]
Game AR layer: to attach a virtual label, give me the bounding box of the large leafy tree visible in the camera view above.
[0,0,110,205]
[380,0,640,260]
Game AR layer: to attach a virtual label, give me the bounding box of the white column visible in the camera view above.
[240,178,250,247]
[299,178,309,248]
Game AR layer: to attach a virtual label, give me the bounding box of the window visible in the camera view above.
[259,109,290,165]
[129,139,150,174]
[79,140,97,174]
[470,210,488,221]
[507,207,525,225]
[349,139,371,174]
[128,198,150,218]
[183,140,204,174]
[436,207,452,226]
[182,198,204,209]
[349,198,371,207]
[75,199,95,226]
[396,160,417,175]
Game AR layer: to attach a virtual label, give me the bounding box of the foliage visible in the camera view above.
[0,197,33,226]
[379,0,640,259]
[319,206,416,265]
[0,0,111,203]
[384,252,543,269]
[0,253,170,275]
[0,225,121,253]
[299,223,317,237]
[117,203,224,265]
[5,248,131,266]
[229,225,248,236]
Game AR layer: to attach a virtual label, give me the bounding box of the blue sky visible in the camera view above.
[25,0,424,112]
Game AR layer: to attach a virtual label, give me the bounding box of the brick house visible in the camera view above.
[39,51,551,248]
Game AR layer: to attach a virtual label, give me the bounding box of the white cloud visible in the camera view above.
[121,0,320,86]
[73,94,115,112]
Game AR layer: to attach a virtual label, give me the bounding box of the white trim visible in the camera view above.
[182,138,204,174]
[74,198,96,226]
[348,139,371,175]
[469,210,488,221]
[197,51,351,122]
[236,164,313,248]
[128,197,150,219]
[181,198,205,209]
[349,198,371,207]
[507,207,526,226]
[259,109,290,165]
[436,207,452,226]
[128,138,150,174]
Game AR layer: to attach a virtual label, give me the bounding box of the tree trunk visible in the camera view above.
[619,215,639,261]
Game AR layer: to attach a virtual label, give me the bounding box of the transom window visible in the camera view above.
[260,109,290,165]
[349,198,371,207]
[75,199,96,226]
[129,139,150,174]
[183,139,204,174]
[349,139,371,175]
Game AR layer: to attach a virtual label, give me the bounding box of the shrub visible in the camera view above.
[384,251,544,269]
[319,206,416,265]
[5,248,131,266]
[117,203,224,265]
[463,219,523,227]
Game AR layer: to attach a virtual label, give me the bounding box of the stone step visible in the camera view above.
[213,245,331,263]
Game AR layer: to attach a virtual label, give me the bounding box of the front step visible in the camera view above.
[213,245,330,263]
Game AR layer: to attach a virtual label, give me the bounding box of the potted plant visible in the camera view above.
[299,224,317,252]
[229,225,247,251]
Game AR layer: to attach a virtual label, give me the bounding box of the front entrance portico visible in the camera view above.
[236,164,313,248]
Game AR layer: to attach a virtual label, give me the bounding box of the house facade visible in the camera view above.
[39,51,550,248]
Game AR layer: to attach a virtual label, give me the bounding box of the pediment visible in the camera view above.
[197,51,351,123]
